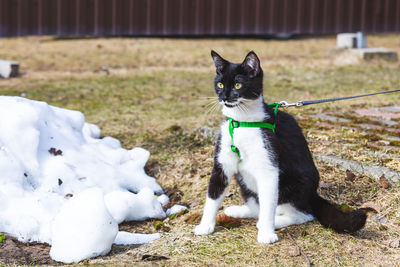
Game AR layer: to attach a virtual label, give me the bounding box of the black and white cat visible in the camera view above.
[194,51,367,243]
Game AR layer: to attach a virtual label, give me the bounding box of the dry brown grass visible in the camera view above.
[0,34,399,266]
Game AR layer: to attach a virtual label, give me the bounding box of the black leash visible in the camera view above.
[277,89,400,108]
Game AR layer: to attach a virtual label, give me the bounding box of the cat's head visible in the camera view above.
[211,50,263,108]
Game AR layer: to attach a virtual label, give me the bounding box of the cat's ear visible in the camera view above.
[242,51,261,78]
[211,50,227,73]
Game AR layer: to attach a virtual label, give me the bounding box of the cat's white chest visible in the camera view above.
[220,120,269,158]
[217,120,274,193]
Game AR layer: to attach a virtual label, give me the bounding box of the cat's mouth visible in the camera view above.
[221,101,241,108]
[224,103,239,108]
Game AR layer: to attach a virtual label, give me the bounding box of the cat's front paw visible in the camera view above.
[194,223,215,235]
[257,230,279,244]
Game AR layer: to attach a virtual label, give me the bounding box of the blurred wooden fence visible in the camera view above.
[1,0,399,37]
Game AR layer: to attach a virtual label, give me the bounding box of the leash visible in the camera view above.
[275,89,400,108]
[227,89,400,159]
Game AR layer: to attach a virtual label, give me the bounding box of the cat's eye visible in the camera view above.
[234,83,242,89]
[217,82,224,88]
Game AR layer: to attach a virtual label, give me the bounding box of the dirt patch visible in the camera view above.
[0,236,146,265]
[0,237,58,265]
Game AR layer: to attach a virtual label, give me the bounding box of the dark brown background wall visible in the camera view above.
[1,0,399,37]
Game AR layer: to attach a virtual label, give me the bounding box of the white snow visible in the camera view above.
[50,188,118,263]
[114,231,161,245]
[166,204,188,216]
[156,194,170,206]
[0,96,167,263]
[104,188,166,224]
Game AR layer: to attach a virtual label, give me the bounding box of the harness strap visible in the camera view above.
[228,103,279,159]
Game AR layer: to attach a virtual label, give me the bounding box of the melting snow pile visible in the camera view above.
[0,96,169,263]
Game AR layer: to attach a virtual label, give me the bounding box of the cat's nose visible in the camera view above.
[221,95,229,102]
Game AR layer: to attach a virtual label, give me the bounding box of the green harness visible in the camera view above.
[227,103,279,159]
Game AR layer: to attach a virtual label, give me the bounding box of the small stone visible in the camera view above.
[319,181,333,189]
[287,246,301,257]
[372,215,387,224]
[189,201,200,208]
[346,170,356,182]
[378,140,390,145]
[100,66,110,74]
[379,175,390,189]
[389,239,400,248]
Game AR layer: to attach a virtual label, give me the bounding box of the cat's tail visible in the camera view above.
[310,194,367,233]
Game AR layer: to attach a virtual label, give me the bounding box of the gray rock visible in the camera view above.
[369,117,398,126]
[387,136,400,141]
[372,215,387,224]
[375,106,400,113]
[350,48,398,61]
[311,114,350,123]
[314,154,399,182]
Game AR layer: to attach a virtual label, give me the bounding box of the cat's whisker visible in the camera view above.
[202,100,218,107]
[210,106,221,115]
[238,101,249,112]
[204,101,218,108]
[207,101,216,111]
[206,104,217,114]
[240,103,249,114]
[206,100,220,114]
[236,103,246,115]
[213,106,221,114]
[205,98,220,107]
[237,103,244,113]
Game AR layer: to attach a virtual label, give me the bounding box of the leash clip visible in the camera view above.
[230,119,240,128]
[278,100,303,108]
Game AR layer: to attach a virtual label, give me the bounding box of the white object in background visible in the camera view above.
[356,32,367,48]
[49,188,118,263]
[0,59,19,78]
[337,33,357,49]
